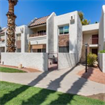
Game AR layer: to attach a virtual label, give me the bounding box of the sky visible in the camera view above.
[0,0,105,28]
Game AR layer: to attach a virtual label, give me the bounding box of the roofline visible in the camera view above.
[82,23,99,32]
[29,23,46,29]
[28,15,49,28]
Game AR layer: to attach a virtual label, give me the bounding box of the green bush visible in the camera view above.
[87,53,97,66]
[99,50,105,53]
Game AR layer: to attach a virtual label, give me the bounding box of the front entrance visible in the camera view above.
[92,48,98,55]
[48,53,58,71]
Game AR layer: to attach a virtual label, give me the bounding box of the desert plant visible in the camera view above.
[87,53,97,66]
[99,50,105,53]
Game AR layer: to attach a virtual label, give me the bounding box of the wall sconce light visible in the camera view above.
[70,16,75,24]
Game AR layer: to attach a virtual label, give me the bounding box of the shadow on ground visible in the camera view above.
[0,65,98,105]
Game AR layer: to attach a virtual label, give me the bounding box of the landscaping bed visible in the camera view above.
[0,81,105,105]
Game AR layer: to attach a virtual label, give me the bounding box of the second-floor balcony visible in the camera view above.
[30,30,46,37]
[30,33,46,37]
[88,37,98,48]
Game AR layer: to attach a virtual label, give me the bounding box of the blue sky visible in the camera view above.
[0,0,105,28]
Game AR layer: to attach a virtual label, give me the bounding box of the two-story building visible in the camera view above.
[1,5,105,71]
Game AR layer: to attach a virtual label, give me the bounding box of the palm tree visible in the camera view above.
[6,0,18,52]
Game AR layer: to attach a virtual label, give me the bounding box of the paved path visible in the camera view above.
[0,64,105,96]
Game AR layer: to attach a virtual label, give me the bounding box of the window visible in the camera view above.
[59,46,69,52]
[38,30,46,35]
[59,25,69,35]
[17,34,21,41]
[17,48,21,52]
[37,49,41,52]
[92,48,98,55]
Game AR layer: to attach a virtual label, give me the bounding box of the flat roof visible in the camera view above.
[82,23,99,32]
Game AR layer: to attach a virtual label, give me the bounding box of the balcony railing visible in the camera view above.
[87,37,98,45]
[29,33,46,37]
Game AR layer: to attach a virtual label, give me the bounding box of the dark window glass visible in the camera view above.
[59,46,69,52]
[59,27,63,34]
[37,49,41,52]
[37,30,46,35]
[42,49,46,53]
[17,48,21,52]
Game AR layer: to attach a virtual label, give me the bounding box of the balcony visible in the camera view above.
[88,37,98,48]
[30,30,46,37]
[30,33,46,37]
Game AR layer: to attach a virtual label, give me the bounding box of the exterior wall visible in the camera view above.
[15,25,30,53]
[98,53,105,73]
[99,5,105,51]
[77,14,82,62]
[1,53,48,71]
[59,35,69,47]
[83,23,99,32]
[28,35,46,45]
[47,12,56,53]
[58,53,76,69]
[54,11,82,61]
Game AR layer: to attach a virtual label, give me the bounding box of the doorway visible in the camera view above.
[48,53,58,71]
[92,48,98,55]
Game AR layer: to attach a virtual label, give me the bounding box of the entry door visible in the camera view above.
[92,35,98,44]
[92,49,98,55]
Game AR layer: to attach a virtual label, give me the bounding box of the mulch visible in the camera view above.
[78,67,105,84]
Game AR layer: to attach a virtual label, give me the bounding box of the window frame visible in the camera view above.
[59,25,69,35]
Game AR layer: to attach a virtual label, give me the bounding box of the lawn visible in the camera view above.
[0,81,105,105]
[0,67,26,73]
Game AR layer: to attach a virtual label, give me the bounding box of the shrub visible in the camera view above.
[99,50,105,53]
[87,53,97,66]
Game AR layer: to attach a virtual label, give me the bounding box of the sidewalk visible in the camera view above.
[0,64,105,96]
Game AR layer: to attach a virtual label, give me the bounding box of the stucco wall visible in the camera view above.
[99,5,105,51]
[77,14,82,62]
[47,12,56,53]
[58,53,77,69]
[28,35,46,45]
[98,53,105,73]
[15,25,30,53]
[1,53,48,71]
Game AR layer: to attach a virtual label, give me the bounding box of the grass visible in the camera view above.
[0,81,105,105]
[0,67,26,73]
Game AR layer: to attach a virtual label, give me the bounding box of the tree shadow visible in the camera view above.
[49,67,93,105]
[21,66,77,105]
[0,70,53,105]
[0,65,94,105]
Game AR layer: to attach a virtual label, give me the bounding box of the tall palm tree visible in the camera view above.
[6,0,18,52]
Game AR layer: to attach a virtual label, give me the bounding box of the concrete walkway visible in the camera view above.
[0,64,105,96]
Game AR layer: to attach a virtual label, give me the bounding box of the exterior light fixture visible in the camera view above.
[85,43,88,73]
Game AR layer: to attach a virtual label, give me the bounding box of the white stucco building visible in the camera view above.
[0,25,30,53]
[0,5,105,72]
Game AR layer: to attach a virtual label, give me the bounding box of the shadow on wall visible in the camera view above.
[58,41,78,69]
[0,64,94,105]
